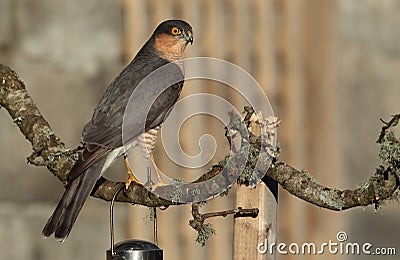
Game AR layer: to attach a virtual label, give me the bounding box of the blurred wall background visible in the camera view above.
[0,0,399,259]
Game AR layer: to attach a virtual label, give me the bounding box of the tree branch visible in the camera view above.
[189,202,259,246]
[0,64,75,182]
[1,64,399,212]
[264,161,398,211]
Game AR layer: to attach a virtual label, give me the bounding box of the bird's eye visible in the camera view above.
[171,27,181,35]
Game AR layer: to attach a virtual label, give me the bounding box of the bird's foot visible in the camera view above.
[125,169,142,189]
[150,180,167,191]
[143,167,167,191]
[147,154,167,190]
[124,156,142,189]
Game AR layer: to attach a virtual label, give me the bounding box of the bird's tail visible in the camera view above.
[42,156,106,241]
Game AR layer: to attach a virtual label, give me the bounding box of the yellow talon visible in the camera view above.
[124,156,141,189]
[149,154,166,190]
[150,154,163,182]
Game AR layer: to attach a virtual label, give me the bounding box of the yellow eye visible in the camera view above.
[171,27,181,35]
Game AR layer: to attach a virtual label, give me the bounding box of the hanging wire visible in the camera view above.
[110,183,125,256]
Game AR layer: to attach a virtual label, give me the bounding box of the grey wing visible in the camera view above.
[81,65,137,148]
[82,59,184,148]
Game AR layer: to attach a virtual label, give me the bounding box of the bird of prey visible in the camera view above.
[42,20,193,241]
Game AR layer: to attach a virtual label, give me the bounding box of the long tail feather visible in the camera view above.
[42,156,106,241]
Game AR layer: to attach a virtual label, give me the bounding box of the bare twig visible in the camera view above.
[377,114,400,143]
[189,203,259,245]
[190,203,258,224]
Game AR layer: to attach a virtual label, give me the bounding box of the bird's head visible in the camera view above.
[153,20,193,62]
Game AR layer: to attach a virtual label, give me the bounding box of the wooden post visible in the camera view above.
[233,178,278,260]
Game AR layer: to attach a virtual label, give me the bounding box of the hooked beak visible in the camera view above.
[183,30,193,45]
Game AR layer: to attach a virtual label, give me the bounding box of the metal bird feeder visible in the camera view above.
[107,185,163,260]
[106,240,163,260]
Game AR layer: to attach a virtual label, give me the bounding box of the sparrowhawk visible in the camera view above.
[42,19,193,241]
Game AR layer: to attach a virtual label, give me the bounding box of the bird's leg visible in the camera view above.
[141,126,166,189]
[124,155,141,189]
[149,153,166,189]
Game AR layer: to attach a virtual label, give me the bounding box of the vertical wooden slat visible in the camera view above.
[274,1,308,259]
[233,1,278,260]
[200,1,236,260]
[233,182,277,260]
[275,4,295,257]
[228,1,256,257]
[121,0,148,61]
[302,1,341,260]
[251,0,277,100]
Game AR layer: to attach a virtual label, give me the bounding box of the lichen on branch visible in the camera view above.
[1,63,399,213]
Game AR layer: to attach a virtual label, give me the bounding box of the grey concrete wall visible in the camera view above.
[0,0,123,200]
[0,0,126,259]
